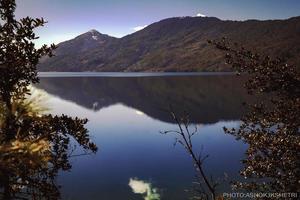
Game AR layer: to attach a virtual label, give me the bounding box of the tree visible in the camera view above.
[0,1,98,199]
[0,92,97,199]
[0,0,55,141]
[209,38,300,193]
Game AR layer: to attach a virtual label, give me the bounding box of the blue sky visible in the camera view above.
[15,0,300,47]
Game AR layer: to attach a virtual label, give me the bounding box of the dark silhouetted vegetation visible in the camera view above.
[209,38,300,193]
[0,93,97,199]
[0,0,55,141]
[0,1,97,199]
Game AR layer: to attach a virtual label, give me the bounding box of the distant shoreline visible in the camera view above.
[38,72,236,77]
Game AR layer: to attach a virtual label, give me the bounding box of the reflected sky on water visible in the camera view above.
[35,74,249,200]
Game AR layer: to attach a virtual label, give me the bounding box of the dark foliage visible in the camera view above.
[209,38,300,193]
[0,1,97,199]
[0,0,55,102]
[0,96,97,199]
[0,0,56,142]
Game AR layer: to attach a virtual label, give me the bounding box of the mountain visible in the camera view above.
[39,30,117,71]
[38,16,300,72]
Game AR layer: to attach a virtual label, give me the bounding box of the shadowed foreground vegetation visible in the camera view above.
[210,39,300,194]
[0,90,97,199]
[0,1,97,199]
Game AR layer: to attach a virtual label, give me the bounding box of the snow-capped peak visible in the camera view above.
[88,29,99,40]
[196,13,207,17]
[92,35,98,40]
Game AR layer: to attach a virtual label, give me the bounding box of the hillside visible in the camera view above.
[38,16,300,72]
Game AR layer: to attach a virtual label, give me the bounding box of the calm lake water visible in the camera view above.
[35,73,249,200]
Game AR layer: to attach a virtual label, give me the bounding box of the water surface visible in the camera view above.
[36,74,248,200]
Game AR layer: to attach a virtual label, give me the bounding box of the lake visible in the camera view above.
[35,73,249,200]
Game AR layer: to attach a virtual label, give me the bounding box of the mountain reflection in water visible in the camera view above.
[32,75,249,200]
[37,75,250,124]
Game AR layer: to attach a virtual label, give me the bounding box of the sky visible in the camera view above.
[15,0,300,47]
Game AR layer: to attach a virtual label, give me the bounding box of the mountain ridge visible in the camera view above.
[38,16,300,72]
